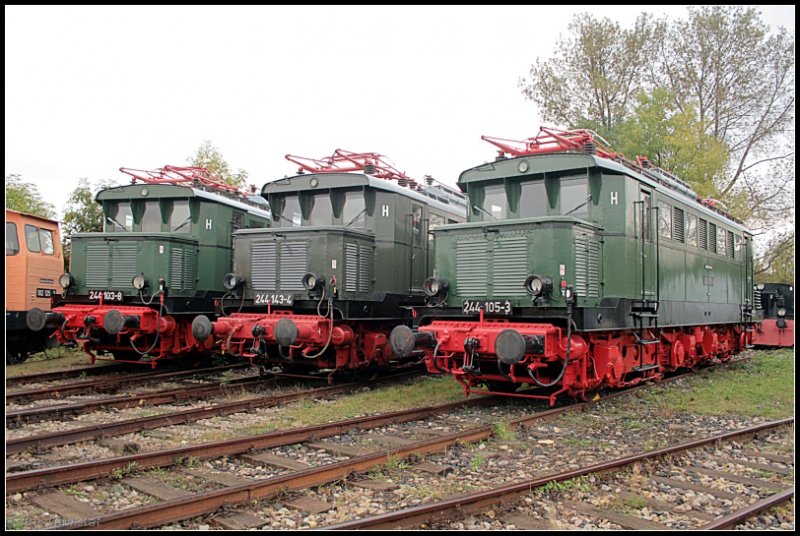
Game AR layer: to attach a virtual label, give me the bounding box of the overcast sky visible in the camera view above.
[5,5,795,218]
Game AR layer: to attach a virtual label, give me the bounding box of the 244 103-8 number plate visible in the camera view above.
[462,299,513,316]
[254,293,293,306]
[89,290,123,302]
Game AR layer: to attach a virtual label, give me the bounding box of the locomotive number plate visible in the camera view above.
[462,300,513,316]
[36,288,57,298]
[89,290,124,302]
[254,293,293,306]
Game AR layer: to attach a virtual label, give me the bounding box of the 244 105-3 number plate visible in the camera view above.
[254,293,293,306]
[89,290,123,302]
[462,299,512,316]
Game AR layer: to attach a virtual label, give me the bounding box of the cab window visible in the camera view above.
[561,176,589,217]
[475,184,507,220]
[25,224,41,252]
[276,195,302,227]
[141,201,162,232]
[6,222,19,256]
[39,229,55,255]
[343,191,366,228]
[518,179,547,218]
[107,202,134,232]
[307,193,334,226]
[169,200,192,232]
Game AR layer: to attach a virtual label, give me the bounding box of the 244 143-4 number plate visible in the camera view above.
[462,299,513,316]
[254,293,293,306]
[89,290,123,302]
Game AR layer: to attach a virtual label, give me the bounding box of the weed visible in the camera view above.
[5,517,28,530]
[493,422,517,441]
[111,461,139,480]
[64,486,88,498]
[470,453,485,470]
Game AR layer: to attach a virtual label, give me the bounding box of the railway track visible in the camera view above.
[6,372,418,455]
[5,370,329,427]
[6,363,251,404]
[325,420,794,530]
[5,363,132,388]
[6,353,788,530]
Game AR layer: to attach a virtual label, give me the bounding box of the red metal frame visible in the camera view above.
[51,302,212,368]
[285,149,421,189]
[752,319,795,347]
[419,318,746,406]
[481,127,619,160]
[119,165,245,196]
[208,312,396,371]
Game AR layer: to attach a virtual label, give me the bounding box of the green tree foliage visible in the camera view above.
[519,13,660,132]
[187,140,248,189]
[5,174,56,219]
[614,88,728,197]
[650,6,795,199]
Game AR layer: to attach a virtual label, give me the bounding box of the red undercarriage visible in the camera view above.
[753,319,795,347]
[211,312,396,370]
[418,319,749,406]
[52,304,211,368]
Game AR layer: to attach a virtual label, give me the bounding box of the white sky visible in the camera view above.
[5,5,795,218]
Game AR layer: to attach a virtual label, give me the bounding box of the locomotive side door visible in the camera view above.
[635,189,657,303]
[408,204,425,292]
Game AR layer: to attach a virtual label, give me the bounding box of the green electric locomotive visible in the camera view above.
[391,128,756,405]
[27,166,271,366]
[192,150,467,373]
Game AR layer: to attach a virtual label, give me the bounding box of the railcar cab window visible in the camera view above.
[561,176,590,217]
[39,229,55,255]
[169,200,192,232]
[140,201,162,233]
[472,183,508,220]
[107,202,134,232]
[306,192,334,226]
[517,179,548,218]
[6,222,19,256]
[342,191,366,228]
[273,194,302,227]
[24,224,42,252]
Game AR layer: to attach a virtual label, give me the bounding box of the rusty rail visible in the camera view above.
[6,363,250,403]
[323,418,794,530]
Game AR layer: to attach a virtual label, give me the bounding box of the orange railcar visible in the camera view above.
[5,209,64,363]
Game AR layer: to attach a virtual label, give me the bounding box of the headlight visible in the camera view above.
[423,277,448,297]
[777,308,786,317]
[59,273,74,289]
[756,283,765,290]
[524,275,552,296]
[132,274,148,290]
[223,273,245,290]
[302,273,324,291]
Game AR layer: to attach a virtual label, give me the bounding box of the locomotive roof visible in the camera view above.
[459,153,751,234]
[96,183,272,219]
[5,208,60,226]
[262,173,467,218]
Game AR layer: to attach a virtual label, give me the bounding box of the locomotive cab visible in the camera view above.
[28,166,271,366]
[193,151,467,372]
